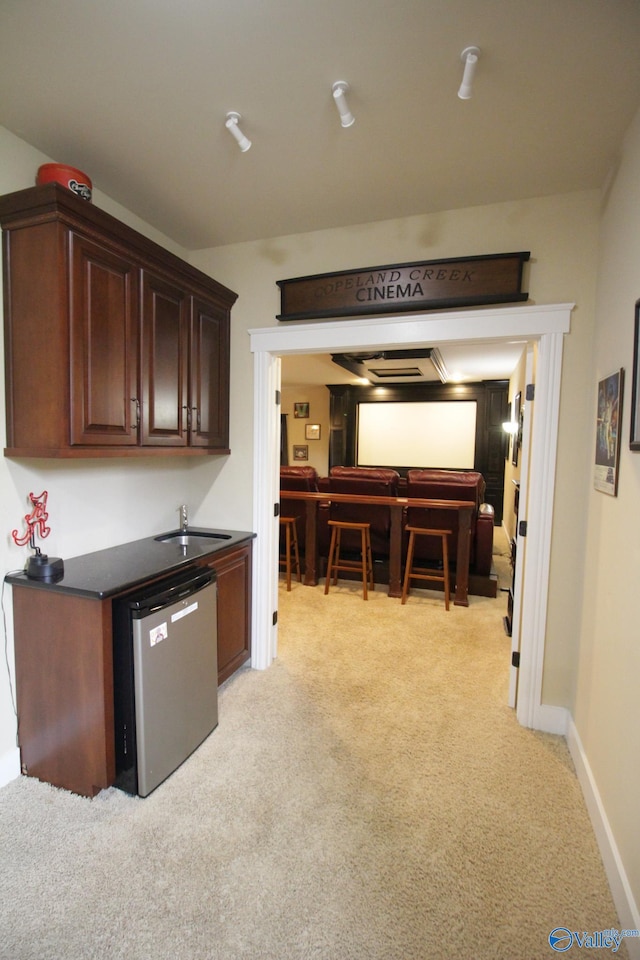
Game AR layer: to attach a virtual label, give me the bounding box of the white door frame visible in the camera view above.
[508,342,535,710]
[250,302,573,732]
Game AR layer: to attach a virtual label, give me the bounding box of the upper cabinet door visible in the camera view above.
[140,271,189,446]
[70,233,139,445]
[189,296,230,449]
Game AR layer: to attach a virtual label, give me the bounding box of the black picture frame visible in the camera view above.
[630,300,640,450]
[595,368,624,496]
[504,401,512,460]
[512,392,521,466]
[293,444,308,461]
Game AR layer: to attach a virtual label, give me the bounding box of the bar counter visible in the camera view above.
[280,491,475,606]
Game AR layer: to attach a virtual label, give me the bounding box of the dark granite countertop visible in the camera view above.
[4,527,255,600]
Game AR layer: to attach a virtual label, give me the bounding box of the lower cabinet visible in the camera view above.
[12,588,116,797]
[10,540,252,797]
[203,542,253,684]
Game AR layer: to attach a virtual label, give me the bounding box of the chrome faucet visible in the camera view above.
[180,504,188,531]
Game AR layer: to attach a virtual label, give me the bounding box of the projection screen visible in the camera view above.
[357,401,477,469]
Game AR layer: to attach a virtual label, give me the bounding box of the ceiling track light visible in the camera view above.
[332,81,355,128]
[458,46,480,100]
[225,111,252,152]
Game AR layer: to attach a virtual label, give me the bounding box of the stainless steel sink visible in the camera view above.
[154,531,232,546]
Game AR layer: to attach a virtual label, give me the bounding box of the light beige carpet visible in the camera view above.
[0,532,627,959]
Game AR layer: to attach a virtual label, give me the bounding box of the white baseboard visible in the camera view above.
[0,747,21,789]
[567,719,640,957]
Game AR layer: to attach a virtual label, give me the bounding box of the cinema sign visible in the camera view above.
[277,251,530,322]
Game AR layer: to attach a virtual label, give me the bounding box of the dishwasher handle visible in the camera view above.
[128,570,215,618]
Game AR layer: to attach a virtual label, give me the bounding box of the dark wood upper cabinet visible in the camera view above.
[140,270,189,446]
[190,296,230,449]
[70,232,139,446]
[0,183,237,458]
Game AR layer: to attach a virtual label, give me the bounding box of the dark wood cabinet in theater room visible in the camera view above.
[0,183,235,458]
[482,381,510,523]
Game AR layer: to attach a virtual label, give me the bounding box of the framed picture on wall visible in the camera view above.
[503,401,512,460]
[512,392,521,466]
[305,423,321,440]
[630,300,640,450]
[293,402,309,419]
[594,368,624,496]
[293,444,309,461]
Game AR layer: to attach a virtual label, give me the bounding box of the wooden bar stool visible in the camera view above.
[401,526,452,610]
[324,520,374,600]
[279,516,301,591]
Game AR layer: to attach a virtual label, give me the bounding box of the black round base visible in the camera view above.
[26,554,65,582]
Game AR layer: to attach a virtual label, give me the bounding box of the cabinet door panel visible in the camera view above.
[141,272,189,445]
[190,297,230,448]
[70,234,139,445]
[207,544,252,685]
[483,383,509,523]
[13,587,115,797]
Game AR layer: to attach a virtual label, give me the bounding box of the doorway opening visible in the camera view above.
[249,303,572,733]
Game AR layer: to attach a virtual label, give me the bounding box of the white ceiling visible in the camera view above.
[2,1,639,384]
[281,340,528,387]
[1,0,639,252]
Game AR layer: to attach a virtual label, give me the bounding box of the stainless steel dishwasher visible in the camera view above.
[113,568,218,797]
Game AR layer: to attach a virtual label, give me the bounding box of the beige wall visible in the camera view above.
[281,385,330,475]
[575,106,640,907]
[191,189,601,712]
[198,170,635,910]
